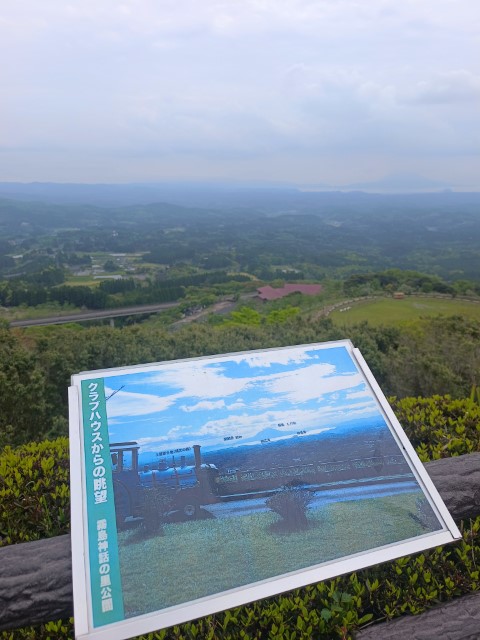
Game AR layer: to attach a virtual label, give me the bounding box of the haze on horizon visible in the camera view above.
[1,1,479,188]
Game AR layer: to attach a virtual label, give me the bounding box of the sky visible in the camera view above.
[1,1,479,186]
[97,343,386,453]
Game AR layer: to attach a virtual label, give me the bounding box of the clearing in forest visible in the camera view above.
[330,296,480,327]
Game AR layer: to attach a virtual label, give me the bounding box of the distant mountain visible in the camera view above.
[203,416,387,453]
[247,427,293,442]
[0,178,477,212]
[328,415,387,435]
[337,173,455,193]
[207,427,295,451]
[0,181,301,208]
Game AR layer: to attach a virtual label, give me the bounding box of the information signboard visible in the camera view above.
[69,340,460,640]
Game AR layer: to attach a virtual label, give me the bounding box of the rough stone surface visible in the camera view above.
[425,452,480,522]
[355,591,480,640]
[355,452,480,640]
[1,454,479,631]
[0,534,72,630]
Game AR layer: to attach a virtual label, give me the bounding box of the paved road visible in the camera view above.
[203,479,419,520]
[171,299,237,327]
[6,291,257,328]
[8,302,180,327]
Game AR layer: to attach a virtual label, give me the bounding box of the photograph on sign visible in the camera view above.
[69,340,460,640]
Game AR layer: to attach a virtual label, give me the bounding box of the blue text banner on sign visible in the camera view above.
[81,379,124,627]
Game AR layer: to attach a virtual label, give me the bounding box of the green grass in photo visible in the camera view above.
[117,491,437,617]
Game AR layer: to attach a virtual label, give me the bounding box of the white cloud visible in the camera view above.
[138,362,253,399]
[181,399,226,412]
[252,397,278,409]
[197,400,379,440]
[198,407,326,438]
[403,70,480,105]
[135,435,170,446]
[1,0,479,182]
[106,353,366,424]
[345,389,372,401]
[105,387,177,418]
[265,365,363,403]
[226,400,247,410]
[131,352,338,408]
[240,348,313,368]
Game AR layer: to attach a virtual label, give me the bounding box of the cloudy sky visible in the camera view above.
[96,343,386,453]
[1,1,479,185]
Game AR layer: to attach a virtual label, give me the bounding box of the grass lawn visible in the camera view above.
[330,296,480,327]
[64,276,100,286]
[117,491,436,617]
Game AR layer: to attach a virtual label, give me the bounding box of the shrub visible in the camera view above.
[390,395,480,461]
[2,395,480,639]
[266,482,313,531]
[2,514,480,639]
[0,438,70,546]
[140,486,172,535]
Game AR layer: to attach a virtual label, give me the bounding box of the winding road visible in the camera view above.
[7,302,180,327]
[6,293,253,327]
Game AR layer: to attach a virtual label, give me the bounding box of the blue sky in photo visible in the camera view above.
[99,344,386,452]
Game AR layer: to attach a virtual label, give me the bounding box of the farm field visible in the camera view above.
[330,296,480,327]
[117,492,429,618]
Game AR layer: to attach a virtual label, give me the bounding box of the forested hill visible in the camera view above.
[2,313,480,448]
[2,190,480,279]
[2,186,480,449]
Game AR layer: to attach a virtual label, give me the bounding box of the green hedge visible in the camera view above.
[0,438,70,547]
[1,396,480,639]
[392,394,480,461]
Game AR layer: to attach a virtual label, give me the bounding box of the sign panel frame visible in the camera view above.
[69,340,461,640]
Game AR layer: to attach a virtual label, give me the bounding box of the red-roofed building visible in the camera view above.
[257,283,323,301]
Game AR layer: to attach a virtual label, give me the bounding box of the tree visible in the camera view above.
[225,307,262,326]
[386,316,480,398]
[266,482,313,531]
[0,327,49,446]
[103,259,117,272]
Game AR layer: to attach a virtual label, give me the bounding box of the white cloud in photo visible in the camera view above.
[105,387,178,418]
[345,389,373,401]
[181,399,226,412]
[240,349,313,368]
[265,366,363,403]
[135,436,171,447]
[198,407,324,438]
[122,356,338,409]
[141,362,253,399]
[341,399,378,413]
[252,397,278,409]
[196,399,378,441]
[107,414,170,427]
[106,354,367,427]
[226,399,247,410]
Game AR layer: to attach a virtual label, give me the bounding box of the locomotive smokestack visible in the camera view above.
[193,445,202,472]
